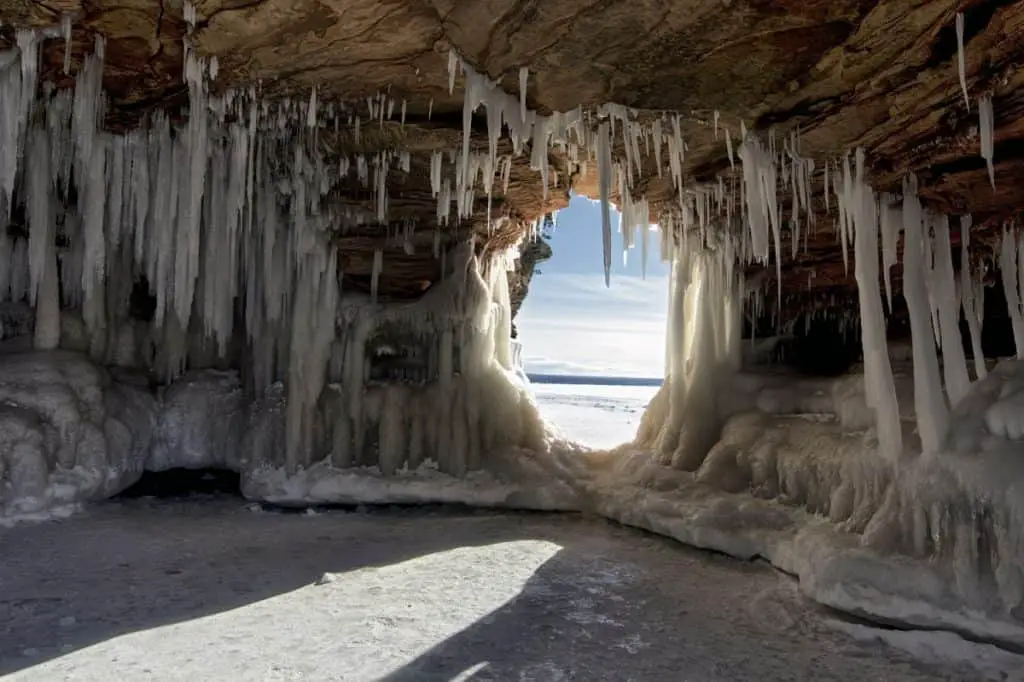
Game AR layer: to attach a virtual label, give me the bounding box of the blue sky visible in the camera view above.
[516,195,669,378]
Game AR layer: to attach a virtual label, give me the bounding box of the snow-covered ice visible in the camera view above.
[530,382,657,449]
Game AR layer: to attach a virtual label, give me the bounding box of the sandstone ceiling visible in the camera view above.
[2,0,1022,326]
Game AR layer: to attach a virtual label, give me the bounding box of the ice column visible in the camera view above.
[901,176,948,453]
[597,121,613,287]
[959,216,987,380]
[931,214,971,405]
[851,150,902,460]
[999,229,1024,357]
[979,96,995,189]
[642,233,741,470]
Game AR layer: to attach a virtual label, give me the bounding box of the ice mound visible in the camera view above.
[594,365,1024,650]
[148,371,249,471]
[0,351,156,521]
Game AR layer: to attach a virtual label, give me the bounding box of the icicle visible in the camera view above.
[597,121,613,287]
[1000,229,1024,357]
[725,128,734,171]
[307,86,317,128]
[852,156,904,457]
[932,214,971,406]
[902,175,948,453]
[879,193,899,311]
[959,215,987,380]
[956,13,969,109]
[519,66,528,126]
[448,49,458,94]
[979,95,995,189]
[26,128,60,349]
[61,14,72,74]
[371,248,383,302]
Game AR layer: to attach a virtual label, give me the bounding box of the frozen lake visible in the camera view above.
[530,382,659,449]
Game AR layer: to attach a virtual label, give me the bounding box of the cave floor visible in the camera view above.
[0,498,977,681]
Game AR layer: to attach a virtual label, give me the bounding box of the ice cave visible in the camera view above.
[2,1,1024,678]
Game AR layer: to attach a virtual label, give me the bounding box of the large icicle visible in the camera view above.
[931,213,971,406]
[999,229,1024,357]
[979,95,995,189]
[597,121,613,287]
[956,13,969,109]
[959,215,987,380]
[901,175,949,453]
[26,127,60,349]
[879,193,900,312]
[851,149,902,460]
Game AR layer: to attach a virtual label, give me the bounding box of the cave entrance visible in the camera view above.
[115,469,243,499]
[514,196,667,449]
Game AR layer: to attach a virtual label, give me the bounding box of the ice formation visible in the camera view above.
[2,12,1024,658]
[0,25,560,513]
[979,95,995,189]
[956,12,969,110]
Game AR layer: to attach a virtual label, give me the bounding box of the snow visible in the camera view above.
[531,383,656,449]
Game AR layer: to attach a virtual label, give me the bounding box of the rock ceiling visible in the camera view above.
[2,0,1023,323]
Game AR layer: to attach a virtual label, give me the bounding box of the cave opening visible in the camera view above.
[115,469,243,499]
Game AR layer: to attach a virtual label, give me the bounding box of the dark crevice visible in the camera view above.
[926,136,1024,179]
[754,94,848,129]
[129,277,158,322]
[116,468,242,499]
[925,0,1017,70]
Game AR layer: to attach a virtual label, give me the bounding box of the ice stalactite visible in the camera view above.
[979,95,995,189]
[879,193,900,312]
[901,176,948,453]
[26,128,60,350]
[850,149,902,460]
[956,12,969,110]
[959,216,987,380]
[597,122,613,287]
[0,34,565,509]
[285,247,339,472]
[930,214,970,406]
[1000,229,1024,358]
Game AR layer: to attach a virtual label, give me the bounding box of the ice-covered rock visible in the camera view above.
[0,351,156,520]
[148,370,249,471]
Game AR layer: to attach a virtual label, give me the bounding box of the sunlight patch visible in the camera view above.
[9,541,562,682]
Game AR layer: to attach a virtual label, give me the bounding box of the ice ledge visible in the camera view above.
[586,450,1024,654]
[242,451,583,512]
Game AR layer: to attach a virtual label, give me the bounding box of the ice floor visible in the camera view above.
[0,497,987,682]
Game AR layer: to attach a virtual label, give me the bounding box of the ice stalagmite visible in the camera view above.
[901,175,948,453]
[851,149,901,460]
